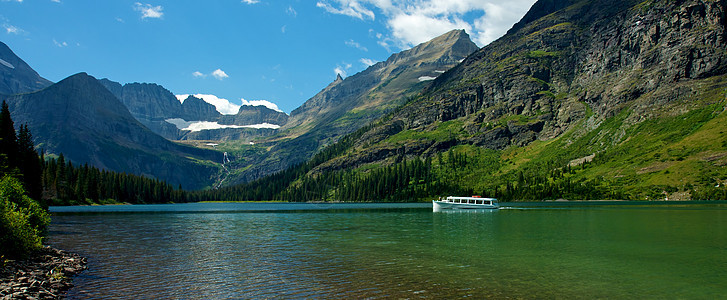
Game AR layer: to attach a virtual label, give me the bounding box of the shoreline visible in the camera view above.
[1,246,87,299]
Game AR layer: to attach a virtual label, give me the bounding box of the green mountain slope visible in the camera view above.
[222,29,480,184]
[204,0,727,201]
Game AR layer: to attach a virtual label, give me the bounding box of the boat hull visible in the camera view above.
[432,200,498,211]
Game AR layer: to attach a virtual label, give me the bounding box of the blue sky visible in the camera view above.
[1,0,536,113]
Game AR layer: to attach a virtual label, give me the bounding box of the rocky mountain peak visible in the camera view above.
[383,29,479,68]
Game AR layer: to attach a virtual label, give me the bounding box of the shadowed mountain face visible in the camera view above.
[4,73,220,189]
[229,29,480,183]
[0,41,52,95]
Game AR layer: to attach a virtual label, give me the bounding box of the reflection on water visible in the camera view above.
[48,202,727,299]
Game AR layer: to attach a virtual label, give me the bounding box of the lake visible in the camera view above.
[48,202,727,299]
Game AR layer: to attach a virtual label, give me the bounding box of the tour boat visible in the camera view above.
[432,196,499,211]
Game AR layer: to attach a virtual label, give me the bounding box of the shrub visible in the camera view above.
[0,176,49,258]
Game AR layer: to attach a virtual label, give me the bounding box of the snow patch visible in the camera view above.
[242,123,280,129]
[165,118,280,132]
[165,118,194,129]
[0,58,14,69]
[434,70,446,74]
[418,76,437,81]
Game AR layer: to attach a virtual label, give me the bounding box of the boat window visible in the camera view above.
[469,200,475,204]
[476,200,483,204]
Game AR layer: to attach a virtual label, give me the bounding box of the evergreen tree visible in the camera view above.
[0,101,19,173]
[17,124,43,204]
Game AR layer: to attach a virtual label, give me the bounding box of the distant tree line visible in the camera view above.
[41,154,187,205]
[1,99,186,205]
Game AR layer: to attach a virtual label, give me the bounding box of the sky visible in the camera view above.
[1,0,537,114]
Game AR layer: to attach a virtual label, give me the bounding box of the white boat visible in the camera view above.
[432,196,499,211]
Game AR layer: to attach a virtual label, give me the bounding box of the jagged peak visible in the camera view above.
[428,29,470,44]
[411,29,475,52]
[56,72,98,86]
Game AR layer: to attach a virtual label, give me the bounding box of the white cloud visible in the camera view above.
[176,94,284,115]
[388,13,472,46]
[241,0,259,4]
[53,39,68,47]
[3,24,23,35]
[316,0,537,48]
[211,69,229,80]
[316,1,375,20]
[345,39,368,52]
[192,69,228,80]
[51,0,61,3]
[360,58,377,67]
[134,2,164,19]
[241,99,284,113]
[287,6,297,17]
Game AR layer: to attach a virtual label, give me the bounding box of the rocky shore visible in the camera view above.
[1,246,87,300]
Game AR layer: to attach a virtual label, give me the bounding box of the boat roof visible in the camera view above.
[446,196,497,201]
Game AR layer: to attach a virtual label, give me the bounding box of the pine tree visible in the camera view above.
[17,124,43,203]
[0,101,19,174]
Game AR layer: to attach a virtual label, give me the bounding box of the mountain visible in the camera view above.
[283,29,479,139]
[0,41,52,95]
[218,0,727,201]
[3,73,220,189]
[99,79,186,140]
[99,79,288,141]
[219,105,290,127]
[179,95,220,121]
[227,29,480,183]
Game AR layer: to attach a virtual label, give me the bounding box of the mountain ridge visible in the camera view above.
[4,72,220,189]
[0,41,53,95]
[223,29,480,184]
[99,79,288,141]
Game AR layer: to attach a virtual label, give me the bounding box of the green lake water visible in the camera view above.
[48,202,727,299]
